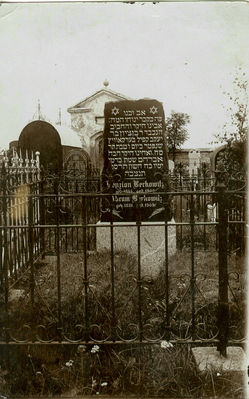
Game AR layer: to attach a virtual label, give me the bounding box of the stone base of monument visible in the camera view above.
[192,346,247,373]
[96,219,176,277]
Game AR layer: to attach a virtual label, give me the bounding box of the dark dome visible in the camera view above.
[18,120,63,172]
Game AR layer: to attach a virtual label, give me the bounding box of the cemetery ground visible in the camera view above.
[0,230,246,398]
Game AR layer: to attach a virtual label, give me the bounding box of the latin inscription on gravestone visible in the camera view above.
[101,99,169,222]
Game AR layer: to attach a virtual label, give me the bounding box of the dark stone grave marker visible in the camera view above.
[101,99,169,222]
[18,120,63,172]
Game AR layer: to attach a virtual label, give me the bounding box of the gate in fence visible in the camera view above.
[0,153,246,360]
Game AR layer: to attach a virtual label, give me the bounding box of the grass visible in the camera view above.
[0,342,246,397]
[0,248,246,397]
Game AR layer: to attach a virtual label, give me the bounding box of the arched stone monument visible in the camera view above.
[18,120,63,172]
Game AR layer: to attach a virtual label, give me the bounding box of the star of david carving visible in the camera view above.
[150,106,158,114]
[111,106,119,116]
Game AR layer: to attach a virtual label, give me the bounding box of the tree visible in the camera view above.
[213,69,248,177]
[165,111,190,162]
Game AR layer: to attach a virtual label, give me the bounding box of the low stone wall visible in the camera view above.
[96,219,176,277]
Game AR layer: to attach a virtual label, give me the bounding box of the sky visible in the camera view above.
[0,1,248,150]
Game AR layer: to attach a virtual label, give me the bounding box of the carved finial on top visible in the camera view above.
[33,99,45,121]
[103,79,109,88]
[38,99,41,120]
[56,108,62,125]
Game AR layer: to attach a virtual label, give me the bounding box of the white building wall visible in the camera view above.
[68,91,130,166]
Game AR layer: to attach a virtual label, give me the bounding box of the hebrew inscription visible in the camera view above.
[101,99,169,222]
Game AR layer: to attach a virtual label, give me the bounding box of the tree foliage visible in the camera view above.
[214,70,248,176]
[165,111,190,161]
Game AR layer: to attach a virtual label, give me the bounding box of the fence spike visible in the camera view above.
[35,151,40,168]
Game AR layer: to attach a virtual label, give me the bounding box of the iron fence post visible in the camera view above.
[39,167,45,258]
[54,175,62,338]
[216,164,229,357]
[162,171,171,332]
[28,184,34,307]
[202,163,207,250]
[1,163,10,342]
[190,181,196,340]
[134,196,143,342]
[82,195,89,342]
[1,164,8,312]
[109,176,117,342]
[180,164,183,250]
[0,199,2,290]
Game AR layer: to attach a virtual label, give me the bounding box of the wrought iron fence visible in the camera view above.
[0,192,246,354]
[0,152,246,360]
[0,151,41,290]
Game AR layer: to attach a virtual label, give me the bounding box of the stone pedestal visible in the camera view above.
[96,219,176,277]
[192,346,247,372]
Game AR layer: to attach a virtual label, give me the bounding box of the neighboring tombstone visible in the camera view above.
[18,121,63,173]
[97,99,176,276]
[188,150,200,175]
[169,160,174,173]
[207,203,217,222]
[101,99,169,222]
[212,145,226,175]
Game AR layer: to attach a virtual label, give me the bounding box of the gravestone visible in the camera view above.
[97,99,176,276]
[18,121,63,172]
[101,99,168,221]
